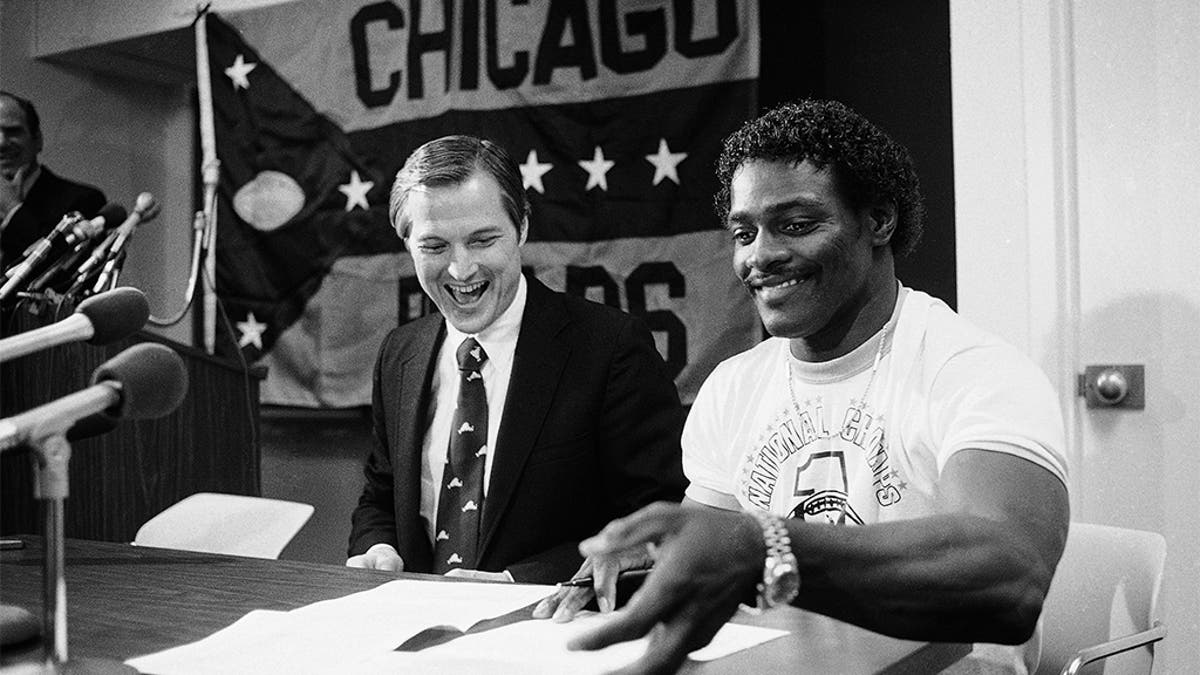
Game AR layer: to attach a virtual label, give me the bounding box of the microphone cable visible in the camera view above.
[147,210,208,328]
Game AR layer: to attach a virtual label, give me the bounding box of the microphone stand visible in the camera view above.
[29,432,135,674]
[32,432,70,668]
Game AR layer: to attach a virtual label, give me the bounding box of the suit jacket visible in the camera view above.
[348,275,686,582]
[1,166,106,265]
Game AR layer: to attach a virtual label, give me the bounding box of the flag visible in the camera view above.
[205,12,395,361]
[206,0,761,407]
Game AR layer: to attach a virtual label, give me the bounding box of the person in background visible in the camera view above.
[0,91,106,266]
[347,135,686,584]
[538,100,1069,675]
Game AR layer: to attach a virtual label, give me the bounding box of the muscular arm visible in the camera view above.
[570,450,1068,672]
[792,449,1068,643]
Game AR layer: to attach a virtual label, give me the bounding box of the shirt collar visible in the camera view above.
[788,282,907,380]
[444,273,527,354]
[19,164,41,200]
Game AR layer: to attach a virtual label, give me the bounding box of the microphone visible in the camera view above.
[0,342,188,452]
[9,212,83,269]
[0,287,150,363]
[64,230,118,298]
[60,204,122,250]
[65,412,119,442]
[27,204,128,294]
[88,193,159,296]
[0,212,85,300]
[93,250,127,294]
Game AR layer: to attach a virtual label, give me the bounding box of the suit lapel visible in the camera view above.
[479,278,570,557]
[392,318,444,570]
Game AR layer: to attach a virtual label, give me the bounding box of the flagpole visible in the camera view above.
[195,7,220,354]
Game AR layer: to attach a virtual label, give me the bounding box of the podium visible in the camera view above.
[0,304,265,541]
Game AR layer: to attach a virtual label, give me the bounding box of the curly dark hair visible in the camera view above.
[714,99,925,257]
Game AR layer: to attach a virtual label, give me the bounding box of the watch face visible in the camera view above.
[764,561,800,606]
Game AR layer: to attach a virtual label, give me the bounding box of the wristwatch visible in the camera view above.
[750,510,800,609]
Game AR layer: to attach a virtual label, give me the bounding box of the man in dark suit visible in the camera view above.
[0,91,106,266]
[347,135,685,584]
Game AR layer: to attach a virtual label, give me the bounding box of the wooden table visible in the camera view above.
[0,537,970,673]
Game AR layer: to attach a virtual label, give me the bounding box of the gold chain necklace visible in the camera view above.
[786,322,892,420]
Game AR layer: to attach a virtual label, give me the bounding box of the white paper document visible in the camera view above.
[126,579,786,674]
[356,610,789,675]
[125,580,550,674]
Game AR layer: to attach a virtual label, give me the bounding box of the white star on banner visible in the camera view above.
[520,150,553,194]
[338,170,374,211]
[578,146,615,191]
[645,138,687,185]
[236,312,267,349]
[225,54,257,90]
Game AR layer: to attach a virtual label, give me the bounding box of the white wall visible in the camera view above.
[0,0,316,343]
[0,0,194,343]
[952,0,1200,670]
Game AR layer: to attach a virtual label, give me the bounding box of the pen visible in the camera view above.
[557,567,652,587]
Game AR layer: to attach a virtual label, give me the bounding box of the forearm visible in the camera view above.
[737,446,1066,646]
[347,433,398,555]
[790,512,1052,644]
[349,347,402,556]
[348,465,398,555]
[348,492,397,555]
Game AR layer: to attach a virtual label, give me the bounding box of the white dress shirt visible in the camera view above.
[419,275,527,545]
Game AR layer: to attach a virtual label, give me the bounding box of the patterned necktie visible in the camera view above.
[433,337,488,573]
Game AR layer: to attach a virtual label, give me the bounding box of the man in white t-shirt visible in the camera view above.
[537,100,1069,674]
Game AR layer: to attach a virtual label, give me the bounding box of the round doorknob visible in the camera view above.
[1094,368,1129,405]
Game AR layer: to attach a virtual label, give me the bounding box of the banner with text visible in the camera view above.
[207,0,760,407]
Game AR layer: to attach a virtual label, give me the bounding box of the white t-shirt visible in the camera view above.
[684,286,1068,673]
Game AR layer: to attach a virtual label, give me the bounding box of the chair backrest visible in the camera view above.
[133,492,314,559]
[1036,522,1166,675]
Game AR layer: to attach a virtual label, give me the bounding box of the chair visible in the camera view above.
[1036,522,1167,675]
[133,492,314,559]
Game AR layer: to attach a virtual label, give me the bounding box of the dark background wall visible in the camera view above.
[760,0,955,306]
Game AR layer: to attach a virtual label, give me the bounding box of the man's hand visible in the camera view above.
[532,546,654,621]
[443,568,513,582]
[346,543,404,571]
[566,503,764,675]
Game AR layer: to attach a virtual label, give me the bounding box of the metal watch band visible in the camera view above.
[754,511,792,558]
[750,510,800,609]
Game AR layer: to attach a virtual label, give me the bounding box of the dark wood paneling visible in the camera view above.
[1,305,264,541]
